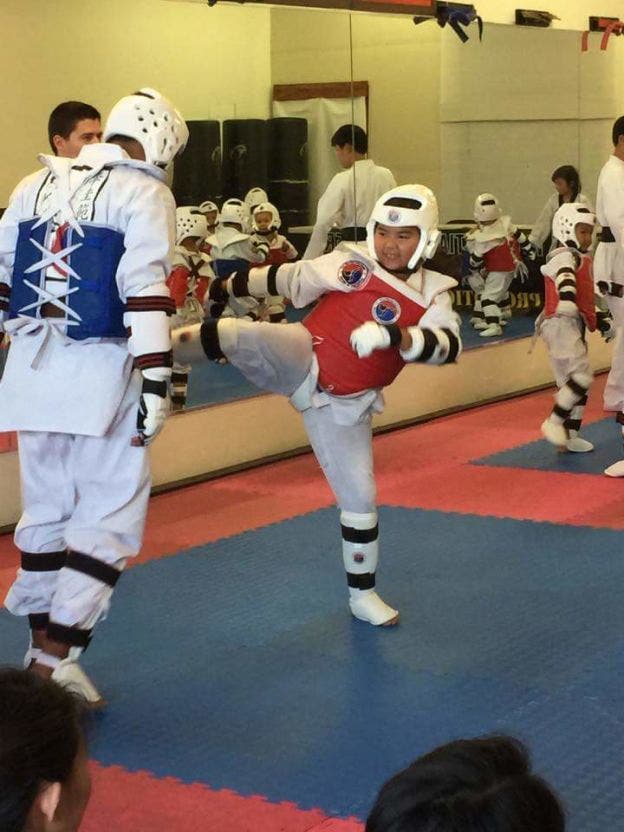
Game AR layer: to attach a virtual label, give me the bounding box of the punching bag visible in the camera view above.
[267,117,309,228]
[222,119,268,201]
[172,120,222,206]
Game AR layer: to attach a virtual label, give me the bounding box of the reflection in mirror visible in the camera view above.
[166,5,357,412]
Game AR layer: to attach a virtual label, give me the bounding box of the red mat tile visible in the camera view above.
[83,762,362,832]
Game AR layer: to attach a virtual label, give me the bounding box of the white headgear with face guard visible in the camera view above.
[220,200,249,229]
[103,87,188,168]
[473,193,501,224]
[252,202,281,233]
[552,202,596,249]
[175,207,208,245]
[367,184,441,270]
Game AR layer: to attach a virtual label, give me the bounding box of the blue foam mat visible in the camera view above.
[474,417,621,475]
[2,506,624,828]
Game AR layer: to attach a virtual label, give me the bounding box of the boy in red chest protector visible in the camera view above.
[174,185,461,626]
[465,193,535,338]
[539,203,614,452]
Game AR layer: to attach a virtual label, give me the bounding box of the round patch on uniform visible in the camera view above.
[338,260,371,289]
[372,296,401,325]
[387,208,402,224]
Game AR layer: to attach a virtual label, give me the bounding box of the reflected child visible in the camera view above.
[465,193,536,337]
[167,207,215,409]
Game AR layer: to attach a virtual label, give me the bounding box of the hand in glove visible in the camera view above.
[131,371,170,447]
[350,321,401,358]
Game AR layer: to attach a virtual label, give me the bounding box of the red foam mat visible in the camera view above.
[84,762,362,832]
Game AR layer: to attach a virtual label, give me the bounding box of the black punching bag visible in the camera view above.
[172,120,222,206]
[267,117,309,228]
[222,119,268,201]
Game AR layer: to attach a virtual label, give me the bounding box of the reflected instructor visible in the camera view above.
[303,125,396,259]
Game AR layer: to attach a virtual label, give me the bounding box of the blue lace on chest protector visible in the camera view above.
[9,219,127,340]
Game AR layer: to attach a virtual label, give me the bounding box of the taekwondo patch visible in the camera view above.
[387,209,402,224]
[338,260,371,289]
[372,296,401,325]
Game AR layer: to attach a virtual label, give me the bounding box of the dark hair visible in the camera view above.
[331,124,368,154]
[47,101,101,153]
[0,668,84,832]
[551,165,580,202]
[612,116,624,146]
[366,736,565,832]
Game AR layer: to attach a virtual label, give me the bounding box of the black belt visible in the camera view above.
[338,226,367,242]
[601,226,616,243]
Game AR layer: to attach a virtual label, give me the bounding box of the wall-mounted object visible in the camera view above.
[414,2,483,43]
[582,16,624,51]
[515,9,559,28]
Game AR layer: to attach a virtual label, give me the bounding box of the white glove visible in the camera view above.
[132,370,170,447]
[555,299,578,317]
[350,321,393,358]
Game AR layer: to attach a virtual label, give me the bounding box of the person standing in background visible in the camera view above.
[594,117,624,477]
[303,125,396,260]
[47,101,102,158]
[529,165,592,254]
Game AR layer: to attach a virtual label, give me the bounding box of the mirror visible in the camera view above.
[1,4,622,431]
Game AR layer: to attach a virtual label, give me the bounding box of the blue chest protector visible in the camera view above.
[212,257,250,280]
[9,219,127,340]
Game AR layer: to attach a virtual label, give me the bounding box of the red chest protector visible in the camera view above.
[266,248,292,266]
[483,237,520,272]
[544,252,596,331]
[303,272,428,395]
[166,266,209,309]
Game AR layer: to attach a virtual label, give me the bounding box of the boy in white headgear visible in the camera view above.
[465,193,535,337]
[0,88,187,704]
[168,206,215,407]
[173,184,461,627]
[250,201,298,323]
[539,203,614,452]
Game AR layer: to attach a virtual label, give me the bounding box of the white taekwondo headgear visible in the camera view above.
[244,187,269,211]
[175,207,208,245]
[219,200,249,228]
[251,202,281,232]
[473,193,502,223]
[367,184,441,270]
[552,202,595,249]
[104,87,188,168]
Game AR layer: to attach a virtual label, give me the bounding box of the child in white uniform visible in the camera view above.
[174,185,461,627]
[466,193,535,337]
[540,203,613,452]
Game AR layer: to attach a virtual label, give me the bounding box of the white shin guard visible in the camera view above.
[341,511,399,626]
[341,510,379,596]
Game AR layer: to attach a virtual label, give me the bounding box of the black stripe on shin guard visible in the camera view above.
[341,523,379,543]
[567,378,587,399]
[553,404,571,420]
[346,572,376,590]
[21,551,66,572]
[29,612,50,630]
[565,418,582,431]
[200,318,226,361]
[46,621,92,649]
[65,551,121,588]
